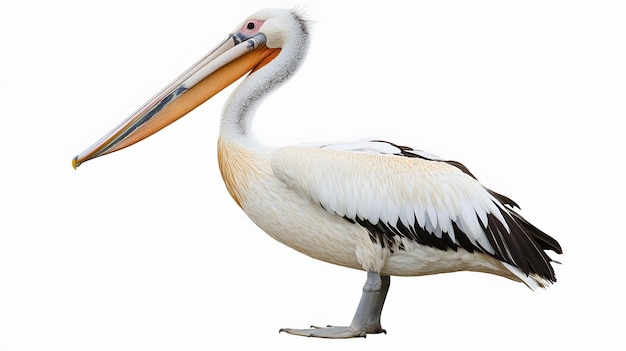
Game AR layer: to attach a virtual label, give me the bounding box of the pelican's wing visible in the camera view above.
[272,139,561,283]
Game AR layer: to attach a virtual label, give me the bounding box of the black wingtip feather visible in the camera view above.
[509,209,563,254]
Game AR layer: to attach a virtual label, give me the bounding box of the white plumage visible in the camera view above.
[73,8,562,338]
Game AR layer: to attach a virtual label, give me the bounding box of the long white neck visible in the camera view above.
[219,11,310,146]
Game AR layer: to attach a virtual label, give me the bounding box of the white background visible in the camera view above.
[1,0,625,350]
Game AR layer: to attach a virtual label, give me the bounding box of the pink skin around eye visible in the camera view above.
[240,20,265,35]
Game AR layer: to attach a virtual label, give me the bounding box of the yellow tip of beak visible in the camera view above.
[72,156,79,170]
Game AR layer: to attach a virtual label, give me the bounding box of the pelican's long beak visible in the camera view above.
[72,32,279,169]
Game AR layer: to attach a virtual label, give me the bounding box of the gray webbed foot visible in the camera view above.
[279,325,368,338]
[279,272,391,339]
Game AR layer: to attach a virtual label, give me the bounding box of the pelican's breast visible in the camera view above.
[217,136,262,208]
[216,136,369,270]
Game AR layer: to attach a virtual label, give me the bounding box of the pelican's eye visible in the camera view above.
[241,19,264,35]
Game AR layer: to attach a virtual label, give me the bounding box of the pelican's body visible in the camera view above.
[218,137,529,281]
[74,8,562,338]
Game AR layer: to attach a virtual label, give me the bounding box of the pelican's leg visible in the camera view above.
[279,271,390,338]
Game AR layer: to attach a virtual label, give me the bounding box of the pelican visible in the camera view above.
[73,8,562,338]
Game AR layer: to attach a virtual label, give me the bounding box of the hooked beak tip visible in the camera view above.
[72,156,80,170]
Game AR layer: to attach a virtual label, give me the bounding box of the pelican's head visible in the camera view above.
[72,8,309,169]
